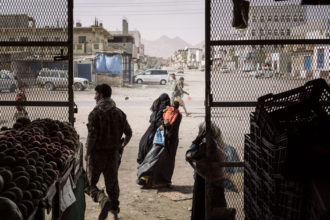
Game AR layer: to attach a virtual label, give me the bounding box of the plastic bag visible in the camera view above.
[153,128,165,146]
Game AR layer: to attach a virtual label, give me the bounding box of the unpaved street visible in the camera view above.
[74,70,205,220]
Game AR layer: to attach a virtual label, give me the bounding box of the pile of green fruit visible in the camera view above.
[0,119,80,219]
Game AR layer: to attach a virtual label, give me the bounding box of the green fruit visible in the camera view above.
[3,148,17,157]
[27,158,36,166]
[13,171,30,180]
[45,169,57,180]
[0,197,23,220]
[8,187,23,203]
[23,190,32,200]
[6,182,16,189]
[14,176,29,190]
[12,166,25,173]
[0,175,4,193]
[0,169,13,184]
[26,169,37,180]
[16,158,28,166]
[1,191,17,203]
[28,182,37,190]
[14,150,25,158]
[17,203,28,219]
[21,200,34,214]
[30,189,42,199]
[36,166,43,175]
[0,156,16,166]
[26,165,35,171]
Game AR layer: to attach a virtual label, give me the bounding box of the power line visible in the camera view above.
[74,12,204,16]
[75,1,202,5]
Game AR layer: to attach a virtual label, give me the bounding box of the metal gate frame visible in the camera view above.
[0,0,74,124]
[204,1,330,219]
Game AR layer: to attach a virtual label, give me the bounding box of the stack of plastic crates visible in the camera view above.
[306,180,330,220]
[244,79,330,220]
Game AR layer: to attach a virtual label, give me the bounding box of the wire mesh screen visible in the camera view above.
[210,44,330,102]
[0,0,68,42]
[0,0,73,128]
[211,0,330,41]
[0,106,69,129]
[207,0,329,219]
[0,46,69,101]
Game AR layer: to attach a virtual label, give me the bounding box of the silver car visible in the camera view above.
[134,69,168,85]
[0,70,18,92]
[36,68,89,91]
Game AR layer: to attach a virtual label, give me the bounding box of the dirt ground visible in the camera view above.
[74,70,206,220]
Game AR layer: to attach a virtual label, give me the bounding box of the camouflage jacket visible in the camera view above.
[86,98,132,154]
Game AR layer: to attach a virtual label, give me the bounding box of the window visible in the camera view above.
[281,14,285,22]
[286,15,290,22]
[280,29,285,36]
[50,72,58,77]
[274,15,278,22]
[299,15,304,22]
[260,16,264,22]
[260,28,264,36]
[77,44,83,50]
[94,44,99,49]
[144,71,151,75]
[78,36,86,43]
[251,29,256,36]
[317,49,325,69]
[59,72,67,78]
[286,29,291,36]
[9,37,15,41]
[274,29,278,36]
[252,15,256,22]
[42,37,48,41]
[54,37,60,41]
[268,15,272,22]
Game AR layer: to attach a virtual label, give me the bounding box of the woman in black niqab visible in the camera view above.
[137,93,170,164]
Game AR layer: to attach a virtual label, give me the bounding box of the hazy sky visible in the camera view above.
[74,0,205,45]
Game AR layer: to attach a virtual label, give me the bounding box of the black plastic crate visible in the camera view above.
[255,79,330,143]
[260,137,286,176]
[244,134,261,174]
[306,180,330,220]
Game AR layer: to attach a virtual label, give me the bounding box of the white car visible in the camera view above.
[255,67,274,78]
[36,68,89,91]
[134,69,168,85]
[0,70,18,93]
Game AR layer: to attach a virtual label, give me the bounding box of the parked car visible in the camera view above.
[0,70,18,93]
[255,66,274,78]
[36,68,89,91]
[176,67,184,74]
[134,69,168,85]
[218,67,230,73]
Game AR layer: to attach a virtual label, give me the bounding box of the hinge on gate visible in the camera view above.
[205,94,213,108]
[54,49,69,61]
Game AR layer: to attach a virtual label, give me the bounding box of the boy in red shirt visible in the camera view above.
[163,101,180,126]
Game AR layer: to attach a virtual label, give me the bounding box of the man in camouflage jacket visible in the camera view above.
[85,84,132,220]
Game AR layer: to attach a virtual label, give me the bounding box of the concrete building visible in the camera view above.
[73,21,113,56]
[288,19,330,78]
[0,15,68,85]
[187,48,203,69]
[238,4,307,73]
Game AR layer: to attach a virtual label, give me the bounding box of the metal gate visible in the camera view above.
[0,0,74,128]
[205,1,329,219]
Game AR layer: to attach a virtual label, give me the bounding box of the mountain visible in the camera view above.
[142,35,193,58]
[193,40,205,49]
